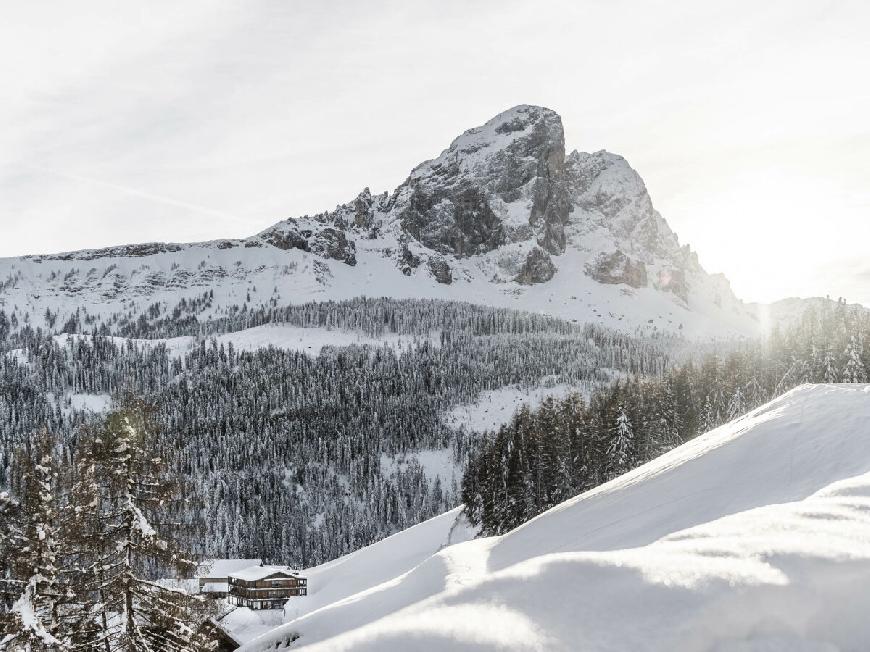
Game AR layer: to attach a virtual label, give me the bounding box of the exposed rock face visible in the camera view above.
[515,247,556,285]
[398,243,421,276]
[656,268,689,302]
[260,220,357,265]
[262,226,309,252]
[427,257,453,284]
[351,188,374,229]
[585,250,648,288]
[391,105,568,257]
[310,228,356,266]
[399,185,506,256]
[37,242,186,262]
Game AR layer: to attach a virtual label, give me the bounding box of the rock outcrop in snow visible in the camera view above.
[0,105,764,338]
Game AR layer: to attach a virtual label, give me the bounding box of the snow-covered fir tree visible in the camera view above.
[842,335,867,383]
[607,406,634,479]
[65,402,204,652]
[1,432,68,651]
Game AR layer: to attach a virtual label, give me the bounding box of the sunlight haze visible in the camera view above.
[1,0,868,305]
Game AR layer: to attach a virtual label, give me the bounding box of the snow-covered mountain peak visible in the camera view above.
[389,104,567,258]
[411,104,563,179]
[0,105,767,338]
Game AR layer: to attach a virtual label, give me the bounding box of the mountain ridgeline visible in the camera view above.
[0,105,758,339]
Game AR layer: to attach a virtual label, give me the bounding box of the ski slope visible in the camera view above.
[239,384,870,651]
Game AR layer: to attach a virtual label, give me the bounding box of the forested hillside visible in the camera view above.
[463,297,869,534]
[0,298,674,567]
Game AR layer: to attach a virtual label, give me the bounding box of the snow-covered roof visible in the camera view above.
[229,565,302,582]
[197,558,263,579]
[201,581,229,594]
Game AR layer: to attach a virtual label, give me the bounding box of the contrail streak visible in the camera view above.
[23,164,246,224]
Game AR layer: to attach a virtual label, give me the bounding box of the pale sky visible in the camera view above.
[1,0,868,305]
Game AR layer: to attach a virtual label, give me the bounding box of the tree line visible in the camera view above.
[462,298,869,534]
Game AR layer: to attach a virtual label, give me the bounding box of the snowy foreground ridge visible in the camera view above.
[240,384,870,651]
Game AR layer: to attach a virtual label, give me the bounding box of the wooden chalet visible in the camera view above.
[196,558,263,598]
[227,565,308,610]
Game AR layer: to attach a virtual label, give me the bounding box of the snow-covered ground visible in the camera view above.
[443,383,591,433]
[278,507,476,625]
[42,391,112,415]
[48,324,437,361]
[221,608,285,644]
[197,323,436,356]
[239,384,870,651]
[379,449,458,489]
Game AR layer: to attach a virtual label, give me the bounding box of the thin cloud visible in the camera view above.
[24,164,246,228]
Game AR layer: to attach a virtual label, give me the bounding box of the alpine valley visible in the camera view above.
[0,106,860,579]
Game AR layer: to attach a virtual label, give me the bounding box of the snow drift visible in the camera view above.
[239,384,870,651]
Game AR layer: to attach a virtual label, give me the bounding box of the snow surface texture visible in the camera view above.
[239,384,870,651]
[281,508,476,625]
[0,105,778,340]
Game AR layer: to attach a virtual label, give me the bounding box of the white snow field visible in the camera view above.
[50,324,436,361]
[239,384,870,651]
[279,507,476,624]
[443,383,591,433]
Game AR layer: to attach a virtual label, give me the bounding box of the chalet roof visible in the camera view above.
[228,565,303,582]
[197,558,263,579]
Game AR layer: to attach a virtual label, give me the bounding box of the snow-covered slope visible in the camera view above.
[221,507,477,645]
[240,384,870,651]
[0,105,762,338]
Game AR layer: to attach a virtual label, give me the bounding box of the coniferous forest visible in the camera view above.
[0,295,867,649]
[462,299,869,534]
[0,298,672,569]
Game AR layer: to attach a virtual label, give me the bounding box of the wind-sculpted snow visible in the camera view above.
[240,384,870,651]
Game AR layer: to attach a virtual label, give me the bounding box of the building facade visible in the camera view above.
[227,566,308,610]
[196,558,263,598]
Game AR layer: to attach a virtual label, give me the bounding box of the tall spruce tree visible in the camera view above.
[842,335,867,383]
[607,405,634,479]
[67,401,204,652]
[1,431,69,651]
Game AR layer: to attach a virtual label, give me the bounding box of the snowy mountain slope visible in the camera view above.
[222,507,477,645]
[281,507,477,625]
[0,105,762,338]
[240,384,870,651]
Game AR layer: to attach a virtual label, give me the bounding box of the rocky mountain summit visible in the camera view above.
[279,105,715,301]
[0,105,762,337]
